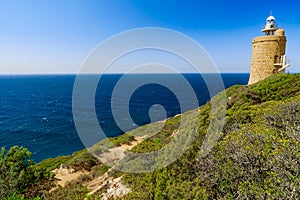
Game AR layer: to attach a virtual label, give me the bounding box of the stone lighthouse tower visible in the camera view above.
[248,14,290,85]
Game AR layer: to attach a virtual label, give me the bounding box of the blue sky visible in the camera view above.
[0,0,300,73]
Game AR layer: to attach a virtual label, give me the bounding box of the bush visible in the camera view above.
[0,146,52,199]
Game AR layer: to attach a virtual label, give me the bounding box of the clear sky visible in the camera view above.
[0,0,300,74]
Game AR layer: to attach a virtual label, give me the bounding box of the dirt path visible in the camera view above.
[51,135,147,198]
[50,165,89,192]
[85,136,147,198]
[96,136,146,166]
[54,169,89,187]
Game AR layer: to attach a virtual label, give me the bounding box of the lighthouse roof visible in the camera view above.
[267,15,276,22]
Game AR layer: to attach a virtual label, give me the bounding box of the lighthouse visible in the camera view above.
[248,13,290,85]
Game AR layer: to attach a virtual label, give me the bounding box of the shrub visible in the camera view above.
[0,146,52,199]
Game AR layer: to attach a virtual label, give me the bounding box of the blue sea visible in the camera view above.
[0,74,249,162]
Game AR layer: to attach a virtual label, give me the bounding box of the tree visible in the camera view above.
[0,146,51,199]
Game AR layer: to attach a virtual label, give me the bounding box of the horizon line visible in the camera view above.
[0,72,252,76]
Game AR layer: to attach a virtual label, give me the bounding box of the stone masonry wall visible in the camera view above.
[248,34,286,85]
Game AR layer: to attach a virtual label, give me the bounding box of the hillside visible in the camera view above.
[1,73,300,199]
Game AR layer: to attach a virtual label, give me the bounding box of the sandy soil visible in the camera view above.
[96,136,146,165]
[54,169,89,187]
[50,165,89,192]
[51,135,146,198]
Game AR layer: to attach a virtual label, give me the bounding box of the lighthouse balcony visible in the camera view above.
[274,55,290,73]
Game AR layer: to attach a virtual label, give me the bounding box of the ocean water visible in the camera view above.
[0,74,249,162]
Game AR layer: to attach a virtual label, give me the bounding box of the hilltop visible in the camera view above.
[1,73,300,199]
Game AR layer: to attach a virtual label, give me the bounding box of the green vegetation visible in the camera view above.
[0,146,53,199]
[35,149,99,172]
[130,114,181,153]
[45,185,89,200]
[121,74,300,199]
[1,73,300,199]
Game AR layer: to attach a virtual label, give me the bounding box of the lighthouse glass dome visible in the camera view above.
[263,14,278,35]
[267,15,276,24]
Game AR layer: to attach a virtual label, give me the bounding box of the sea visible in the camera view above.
[0,73,249,162]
